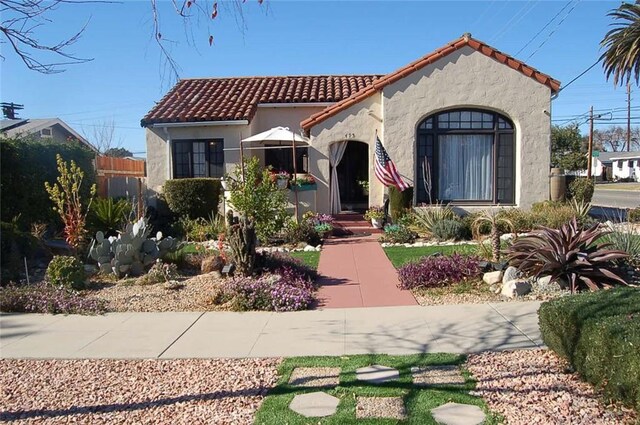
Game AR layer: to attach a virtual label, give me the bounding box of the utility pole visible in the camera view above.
[627,82,631,152]
[587,105,594,178]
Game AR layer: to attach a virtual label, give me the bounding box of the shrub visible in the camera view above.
[389,186,413,222]
[413,204,456,235]
[88,197,133,236]
[531,201,582,229]
[1,221,39,284]
[0,283,106,314]
[397,254,482,290]
[282,216,320,246]
[568,177,595,203]
[177,213,224,242]
[431,219,467,241]
[44,154,97,250]
[507,218,628,293]
[496,208,536,233]
[163,178,221,220]
[137,261,179,285]
[228,157,287,241]
[538,288,640,410]
[628,207,640,223]
[0,137,95,229]
[379,224,417,244]
[45,255,86,290]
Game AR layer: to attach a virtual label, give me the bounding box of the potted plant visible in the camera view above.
[274,171,290,189]
[364,206,385,228]
[291,174,317,191]
[357,180,369,196]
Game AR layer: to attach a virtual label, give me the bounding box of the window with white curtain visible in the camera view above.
[416,109,515,204]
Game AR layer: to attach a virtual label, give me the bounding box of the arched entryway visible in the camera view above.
[329,140,369,213]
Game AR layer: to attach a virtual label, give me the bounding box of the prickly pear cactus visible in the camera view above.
[88,217,178,278]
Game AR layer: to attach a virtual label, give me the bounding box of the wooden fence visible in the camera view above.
[95,156,147,216]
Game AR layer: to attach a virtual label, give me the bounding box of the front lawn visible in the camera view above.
[289,251,320,270]
[254,353,502,425]
[384,244,478,268]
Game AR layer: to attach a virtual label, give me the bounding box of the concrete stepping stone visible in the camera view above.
[430,402,486,425]
[411,365,466,386]
[288,367,341,388]
[355,365,399,383]
[289,391,340,417]
[356,396,407,420]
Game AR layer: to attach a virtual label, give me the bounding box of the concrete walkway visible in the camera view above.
[0,301,543,359]
[316,234,417,308]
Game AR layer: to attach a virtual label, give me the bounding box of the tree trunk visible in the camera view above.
[491,225,501,263]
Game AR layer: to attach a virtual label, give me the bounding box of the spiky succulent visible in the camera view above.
[506,218,629,293]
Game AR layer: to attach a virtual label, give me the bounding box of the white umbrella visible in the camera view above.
[240,127,309,221]
[241,126,308,144]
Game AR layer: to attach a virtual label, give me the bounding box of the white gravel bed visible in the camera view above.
[466,349,637,425]
[85,273,223,312]
[0,358,281,424]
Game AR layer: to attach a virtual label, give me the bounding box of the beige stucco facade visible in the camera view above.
[308,46,552,213]
[146,104,326,196]
[146,47,552,214]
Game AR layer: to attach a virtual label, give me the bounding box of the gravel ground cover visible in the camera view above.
[0,358,281,424]
[288,367,341,388]
[84,273,222,312]
[355,396,407,419]
[466,349,638,425]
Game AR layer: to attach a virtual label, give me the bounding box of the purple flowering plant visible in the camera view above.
[397,254,482,290]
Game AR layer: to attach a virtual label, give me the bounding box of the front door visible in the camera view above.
[337,141,369,211]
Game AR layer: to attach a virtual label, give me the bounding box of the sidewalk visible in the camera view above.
[316,234,417,308]
[0,301,542,359]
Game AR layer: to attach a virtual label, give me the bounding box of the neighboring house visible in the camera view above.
[1,118,96,151]
[579,151,640,182]
[142,34,559,214]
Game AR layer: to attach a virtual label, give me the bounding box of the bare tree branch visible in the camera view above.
[0,0,119,73]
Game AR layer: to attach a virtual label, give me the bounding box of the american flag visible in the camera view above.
[374,135,409,191]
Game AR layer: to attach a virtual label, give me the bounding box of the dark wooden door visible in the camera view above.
[337,141,369,211]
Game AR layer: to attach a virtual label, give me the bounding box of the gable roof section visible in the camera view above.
[1,118,96,151]
[141,75,381,127]
[301,34,561,131]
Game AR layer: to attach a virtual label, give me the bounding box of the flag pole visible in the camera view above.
[292,132,299,222]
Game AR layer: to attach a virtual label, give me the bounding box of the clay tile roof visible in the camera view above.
[300,34,561,131]
[141,75,382,127]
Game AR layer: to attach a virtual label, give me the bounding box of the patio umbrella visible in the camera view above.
[241,127,310,220]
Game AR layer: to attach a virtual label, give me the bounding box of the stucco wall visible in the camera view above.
[308,95,384,214]
[382,46,552,210]
[145,105,326,195]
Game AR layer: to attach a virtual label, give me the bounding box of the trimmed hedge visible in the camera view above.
[389,186,413,222]
[163,178,221,219]
[1,137,96,228]
[539,288,640,410]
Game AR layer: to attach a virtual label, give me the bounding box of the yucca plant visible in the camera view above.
[569,198,592,223]
[472,208,514,262]
[88,197,132,236]
[507,218,629,293]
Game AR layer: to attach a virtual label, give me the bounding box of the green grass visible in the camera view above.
[290,251,320,270]
[384,244,479,268]
[254,354,502,425]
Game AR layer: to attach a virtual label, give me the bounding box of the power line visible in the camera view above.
[527,0,581,60]
[515,0,573,56]
[556,60,600,94]
[491,0,540,43]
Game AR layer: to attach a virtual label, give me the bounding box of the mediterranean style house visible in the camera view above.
[142,34,560,214]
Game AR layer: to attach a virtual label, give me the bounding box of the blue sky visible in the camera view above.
[2,0,637,155]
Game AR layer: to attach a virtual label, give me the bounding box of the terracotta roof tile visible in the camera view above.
[141,75,381,126]
[300,35,560,131]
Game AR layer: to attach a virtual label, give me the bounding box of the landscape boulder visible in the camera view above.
[501,279,532,298]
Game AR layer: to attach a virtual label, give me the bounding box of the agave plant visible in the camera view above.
[472,208,514,262]
[506,218,629,293]
[413,203,456,235]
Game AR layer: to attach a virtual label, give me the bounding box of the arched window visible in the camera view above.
[416,109,515,205]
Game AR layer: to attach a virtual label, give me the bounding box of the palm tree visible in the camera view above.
[601,2,640,86]
[472,209,514,263]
